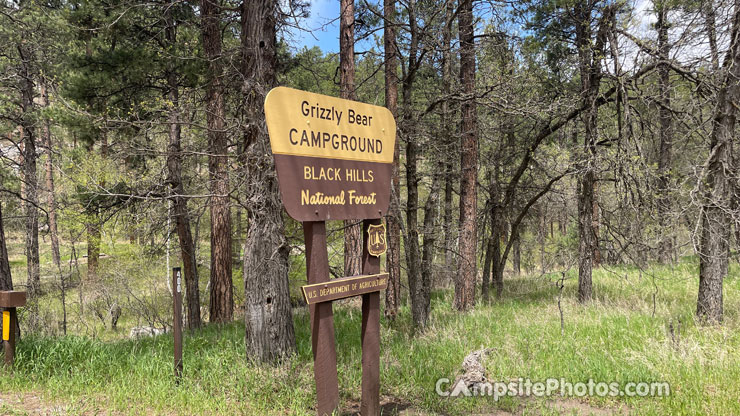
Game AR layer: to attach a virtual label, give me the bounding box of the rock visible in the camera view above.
[129,326,166,339]
[455,348,493,391]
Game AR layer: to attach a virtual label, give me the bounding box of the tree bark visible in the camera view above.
[40,77,60,270]
[165,12,201,330]
[202,0,233,323]
[86,213,100,281]
[560,198,568,234]
[235,206,243,264]
[80,38,101,283]
[482,210,493,303]
[0,203,13,291]
[18,42,40,298]
[577,167,595,302]
[575,2,611,303]
[384,0,401,321]
[0,203,17,340]
[340,0,363,278]
[404,99,422,326]
[703,0,720,71]
[454,0,477,311]
[512,224,521,275]
[418,166,441,328]
[656,3,674,264]
[483,168,502,300]
[592,182,601,268]
[400,0,426,328]
[540,207,547,274]
[443,167,455,273]
[697,0,740,324]
[491,210,503,298]
[442,0,456,276]
[241,0,296,361]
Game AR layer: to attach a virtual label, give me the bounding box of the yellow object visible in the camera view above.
[265,87,396,164]
[2,310,9,341]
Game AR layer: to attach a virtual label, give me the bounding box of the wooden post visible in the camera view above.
[361,218,381,415]
[265,87,395,415]
[303,221,340,415]
[173,267,183,382]
[3,308,16,368]
[0,291,26,369]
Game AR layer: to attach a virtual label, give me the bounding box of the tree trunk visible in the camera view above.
[454,0,477,311]
[491,212,503,298]
[128,205,137,244]
[241,0,296,361]
[442,0,456,277]
[481,212,493,303]
[384,0,401,321]
[40,78,61,270]
[340,0,363,278]
[165,13,201,330]
[401,0,425,327]
[0,203,13,291]
[443,169,455,273]
[19,134,25,203]
[592,181,601,268]
[235,207,243,264]
[559,199,567,234]
[202,0,233,323]
[656,3,674,265]
[577,171,594,301]
[483,168,501,300]
[512,224,521,275]
[404,103,422,326]
[17,43,40,299]
[697,1,740,324]
[540,207,547,274]
[703,0,720,71]
[0,203,17,340]
[418,167,441,328]
[86,218,100,281]
[574,2,611,303]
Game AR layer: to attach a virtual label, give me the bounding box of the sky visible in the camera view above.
[287,0,724,69]
[288,0,341,53]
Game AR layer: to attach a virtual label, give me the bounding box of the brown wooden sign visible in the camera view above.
[0,291,26,308]
[302,273,388,305]
[265,87,396,221]
[265,87,395,416]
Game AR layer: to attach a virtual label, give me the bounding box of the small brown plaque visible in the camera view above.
[0,291,26,308]
[302,273,388,305]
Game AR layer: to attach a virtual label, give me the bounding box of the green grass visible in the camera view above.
[1,259,739,415]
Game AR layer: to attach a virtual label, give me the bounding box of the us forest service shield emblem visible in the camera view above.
[367,223,387,257]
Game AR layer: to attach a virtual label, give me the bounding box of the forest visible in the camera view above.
[1,0,740,414]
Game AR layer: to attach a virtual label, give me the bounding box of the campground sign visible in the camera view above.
[265,87,396,416]
[265,87,396,221]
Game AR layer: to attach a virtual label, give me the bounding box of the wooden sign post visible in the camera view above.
[0,291,26,368]
[265,87,396,416]
[172,267,183,383]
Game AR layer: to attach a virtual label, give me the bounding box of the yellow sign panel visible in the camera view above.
[265,87,396,164]
[2,311,8,341]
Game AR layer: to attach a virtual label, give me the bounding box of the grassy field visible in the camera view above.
[1,252,739,415]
